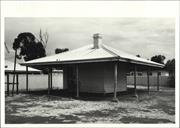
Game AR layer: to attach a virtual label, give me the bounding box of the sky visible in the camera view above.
[5,18,175,63]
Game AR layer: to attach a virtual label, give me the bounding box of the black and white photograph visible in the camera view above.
[1,1,179,128]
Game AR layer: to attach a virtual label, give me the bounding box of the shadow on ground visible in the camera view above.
[5,87,175,124]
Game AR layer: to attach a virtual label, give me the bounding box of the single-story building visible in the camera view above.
[21,33,164,99]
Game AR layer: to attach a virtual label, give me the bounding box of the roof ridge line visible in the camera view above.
[101,44,120,58]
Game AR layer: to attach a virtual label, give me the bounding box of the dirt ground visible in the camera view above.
[5,86,175,124]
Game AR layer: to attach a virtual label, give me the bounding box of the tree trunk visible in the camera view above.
[12,49,17,96]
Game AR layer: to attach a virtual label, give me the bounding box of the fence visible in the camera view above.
[5,73,63,92]
[127,76,173,87]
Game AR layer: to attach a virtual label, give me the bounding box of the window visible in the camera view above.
[158,72,161,76]
[130,72,134,76]
[126,73,130,76]
[149,72,152,76]
[137,72,142,76]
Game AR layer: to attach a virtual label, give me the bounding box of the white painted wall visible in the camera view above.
[5,73,63,91]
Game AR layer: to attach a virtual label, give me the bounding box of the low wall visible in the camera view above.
[5,73,63,91]
[127,76,172,87]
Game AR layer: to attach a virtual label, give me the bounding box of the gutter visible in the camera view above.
[20,57,164,68]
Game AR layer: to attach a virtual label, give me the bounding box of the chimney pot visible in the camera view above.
[93,33,102,49]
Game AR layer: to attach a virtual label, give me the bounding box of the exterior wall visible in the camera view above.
[63,62,130,93]
[79,63,105,93]
[104,62,128,93]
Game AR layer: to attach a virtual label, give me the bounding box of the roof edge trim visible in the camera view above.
[20,57,120,66]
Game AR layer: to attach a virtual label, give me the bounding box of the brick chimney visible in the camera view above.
[93,33,102,49]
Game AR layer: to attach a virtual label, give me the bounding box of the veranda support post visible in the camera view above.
[113,62,118,101]
[26,66,29,93]
[76,65,79,98]
[48,68,50,95]
[157,72,160,91]
[134,65,137,96]
[16,74,19,94]
[7,74,9,96]
[50,69,53,90]
[147,70,150,95]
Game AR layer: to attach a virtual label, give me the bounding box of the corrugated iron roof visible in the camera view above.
[5,60,40,72]
[102,44,164,67]
[21,44,164,68]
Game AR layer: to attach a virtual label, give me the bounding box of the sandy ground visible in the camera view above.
[5,87,175,124]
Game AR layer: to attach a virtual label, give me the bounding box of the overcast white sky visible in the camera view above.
[5,18,175,63]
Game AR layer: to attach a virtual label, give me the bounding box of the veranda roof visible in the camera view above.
[5,60,40,73]
[21,44,164,68]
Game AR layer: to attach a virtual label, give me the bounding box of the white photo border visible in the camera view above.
[1,1,179,128]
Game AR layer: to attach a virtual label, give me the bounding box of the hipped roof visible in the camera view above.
[5,60,40,73]
[21,44,164,68]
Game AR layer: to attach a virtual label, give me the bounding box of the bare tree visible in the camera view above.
[39,29,49,49]
[5,42,10,53]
